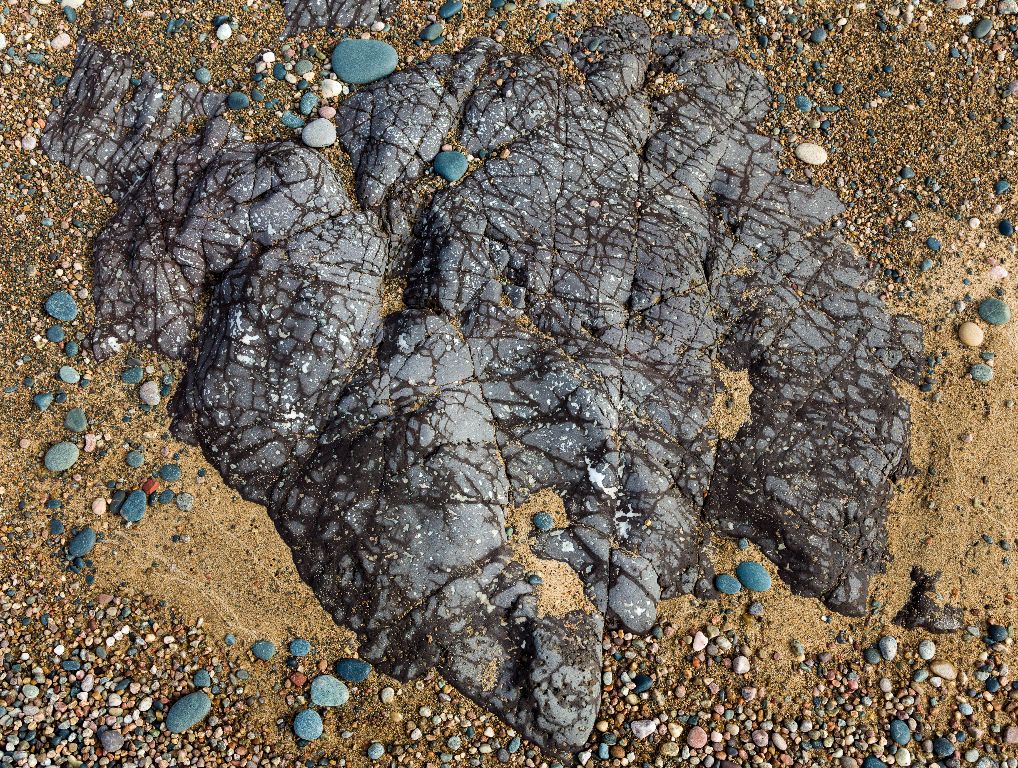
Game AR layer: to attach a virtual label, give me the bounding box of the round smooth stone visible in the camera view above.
[166,691,211,733]
[289,638,311,657]
[331,39,398,85]
[195,67,211,84]
[367,742,385,760]
[64,408,88,433]
[310,674,349,707]
[433,150,469,181]
[714,574,742,595]
[293,709,323,741]
[978,298,1010,326]
[58,366,80,384]
[302,118,337,148]
[794,142,828,165]
[973,18,993,38]
[45,290,78,321]
[532,511,554,531]
[120,490,147,523]
[67,527,96,558]
[439,0,462,17]
[227,91,250,110]
[918,639,936,660]
[335,657,372,682]
[252,639,276,660]
[1000,219,1015,237]
[971,363,993,383]
[957,321,984,347]
[193,669,212,687]
[45,441,79,472]
[734,561,771,592]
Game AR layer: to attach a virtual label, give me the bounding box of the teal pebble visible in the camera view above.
[294,59,313,76]
[367,743,385,760]
[532,512,554,531]
[331,39,398,85]
[195,67,211,84]
[973,18,993,39]
[126,450,145,468]
[335,657,371,682]
[252,639,276,660]
[439,0,462,18]
[122,367,143,384]
[281,111,305,129]
[299,91,319,116]
[227,91,250,109]
[310,674,349,707]
[45,442,79,472]
[34,393,54,411]
[193,669,212,687]
[166,691,211,733]
[714,574,742,595]
[889,719,912,745]
[50,517,65,535]
[160,463,182,482]
[289,638,311,657]
[735,561,772,592]
[64,408,88,433]
[67,527,96,558]
[971,363,993,383]
[45,290,78,321]
[293,709,323,741]
[46,326,65,342]
[120,490,147,523]
[433,150,468,181]
[978,298,1011,326]
[421,22,444,41]
[58,366,80,384]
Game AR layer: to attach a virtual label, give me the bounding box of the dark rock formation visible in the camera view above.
[281,0,395,35]
[894,567,964,633]
[44,19,922,756]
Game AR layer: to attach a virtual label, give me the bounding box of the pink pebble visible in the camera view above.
[84,433,97,452]
[687,726,708,749]
[92,497,107,514]
[318,105,336,119]
[990,265,1008,280]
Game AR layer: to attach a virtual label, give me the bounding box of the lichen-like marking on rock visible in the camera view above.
[44,20,922,755]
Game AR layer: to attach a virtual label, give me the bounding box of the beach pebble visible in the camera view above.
[958,321,984,347]
[98,728,125,752]
[139,380,161,406]
[293,709,323,741]
[335,657,372,682]
[67,527,96,558]
[890,719,912,745]
[321,78,343,99]
[918,639,936,660]
[434,150,469,182]
[971,363,993,383]
[367,742,385,760]
[64,408,88,433]
[50,32,72,49]
[732,655,751,674]
[931,660,957,680]
[310,674,349,707]
[302,118,337,148]
[714,574,742,595]
[878,635,898,661]
[289,638,311,656]
[735,561,772,592]
[687,725,708,749]
[252,639,276,660]
[45,441,79,472]
[45,290,78,321]
[166,691,211,733]
[631,719,656,739]
[795,142,828,165]
[331,39,398,84]
[692,630,708,651]
[120,490,147,523]
[978,297,1011,325]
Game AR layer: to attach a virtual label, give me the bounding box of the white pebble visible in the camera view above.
[931,660,957,680]
[139,380,161,406]
[795,142,828,166]
[321,78,343,99]
[302,118,337,148]
[216,23,232,41]
[51,32,72,50]
[21,134,38,151]
[732,655,751,674]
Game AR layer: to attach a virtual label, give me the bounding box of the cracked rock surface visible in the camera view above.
[44,20,922,755]
[280,0,396,35]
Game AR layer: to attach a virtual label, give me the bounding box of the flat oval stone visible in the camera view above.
[45,290,78,321]
[293,709,323,741]
[302,118,337,148]
[971,363,993,383]
[794,142,828,166]
[45,441,79,472]
[252,639,277,660]
[714,574,742,595]
[335,657,372,682]
[67,527,96,558]
[331,39,398,85]
[120,489,147,523]
[978,297,1010,326]
[310,674,349,706]
[166,691,211,733]
[434,150,469,181]
[735,561,772,592]
[957,321,984,347]
[64,407,88,433]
